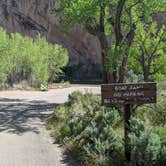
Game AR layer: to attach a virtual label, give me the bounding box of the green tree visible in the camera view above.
[129,22,166,82]
[53,0,166,83]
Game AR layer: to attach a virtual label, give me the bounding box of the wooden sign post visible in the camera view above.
[101,82,157,161]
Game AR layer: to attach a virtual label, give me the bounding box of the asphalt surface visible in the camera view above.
[0,86,100,166]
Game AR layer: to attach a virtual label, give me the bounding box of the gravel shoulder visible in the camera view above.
[0,86,100,166]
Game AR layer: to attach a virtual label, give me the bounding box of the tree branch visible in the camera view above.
[126,23,136,47]
[149,31,165,62]
[99,1,105,33]
[115,0,126,45]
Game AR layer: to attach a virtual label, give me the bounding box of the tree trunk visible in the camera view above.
[117,24,136,83]
[100,48,113,83]
[101,49,108,83]
[101,47,118,84]
[98,32,117,84]
[143,66,150,82]
[118,56,128,83]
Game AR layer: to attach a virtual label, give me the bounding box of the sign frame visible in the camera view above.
[101,82,157,106]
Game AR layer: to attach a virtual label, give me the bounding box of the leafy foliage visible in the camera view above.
[129,22,166,82]
[53,0,166,83]
[54,0,166,31]
[0,27,68,88]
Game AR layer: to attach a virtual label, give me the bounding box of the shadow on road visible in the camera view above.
[0,97,78,166]
[0,98,57,135]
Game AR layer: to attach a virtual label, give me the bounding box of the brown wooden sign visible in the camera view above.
[101,82,157,106]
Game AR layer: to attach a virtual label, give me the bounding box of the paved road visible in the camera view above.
[0,86,100,166]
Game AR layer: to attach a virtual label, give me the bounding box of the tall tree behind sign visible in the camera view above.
[52,0,166,83]
[129,22,166,82]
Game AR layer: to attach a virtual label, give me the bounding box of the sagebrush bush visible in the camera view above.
[47,92,166,166]
[129,117,166,166]
[48,92,124,166]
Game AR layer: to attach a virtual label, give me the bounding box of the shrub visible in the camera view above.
[129,117,166,166]
[48,92,124,166]
[0,27,68,88]
[47,92,166,166]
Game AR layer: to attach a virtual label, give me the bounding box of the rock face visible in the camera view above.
[0,0,102,80]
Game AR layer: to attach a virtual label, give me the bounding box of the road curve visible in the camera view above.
[0,86,100,166]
